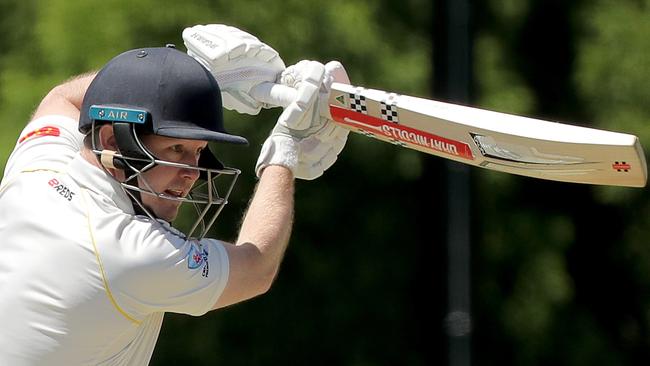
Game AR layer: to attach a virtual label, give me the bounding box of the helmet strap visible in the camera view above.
[112,122,151,172]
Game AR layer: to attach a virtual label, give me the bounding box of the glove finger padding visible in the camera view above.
[277,60,326,130]
[256,59,352,180]
[184,25,250,65]
[183,24,286,115]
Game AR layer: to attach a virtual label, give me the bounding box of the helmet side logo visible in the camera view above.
[89,105,149,124]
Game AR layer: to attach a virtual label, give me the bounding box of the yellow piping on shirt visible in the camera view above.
[80,187,141,325]
[0,168,61,191]
[2,169,141,324]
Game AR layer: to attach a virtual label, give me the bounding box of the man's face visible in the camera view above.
[137,134,209,222]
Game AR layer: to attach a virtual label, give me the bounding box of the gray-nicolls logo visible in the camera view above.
[190,32,218,49]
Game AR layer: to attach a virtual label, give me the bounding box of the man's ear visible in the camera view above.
[97,124,117,151]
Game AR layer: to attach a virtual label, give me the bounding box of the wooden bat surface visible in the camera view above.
[252,82,648,187]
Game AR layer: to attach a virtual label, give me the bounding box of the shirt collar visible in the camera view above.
[67,153,135,215]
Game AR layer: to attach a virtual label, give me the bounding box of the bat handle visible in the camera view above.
[250,82,296,109]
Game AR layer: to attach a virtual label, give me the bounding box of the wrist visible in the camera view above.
[255,134,299,177]
[258,164,295,180]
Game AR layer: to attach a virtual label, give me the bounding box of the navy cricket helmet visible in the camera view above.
[79,45,248,145]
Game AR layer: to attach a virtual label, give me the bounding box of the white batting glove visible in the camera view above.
[256,61,351,180]
[182,24,286,115]
[275,60,325,130]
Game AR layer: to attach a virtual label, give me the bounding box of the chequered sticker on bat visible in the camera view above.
[349,93,367,114]
[380,101,399,123]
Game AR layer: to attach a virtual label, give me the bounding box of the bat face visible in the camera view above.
[327,82,647,188]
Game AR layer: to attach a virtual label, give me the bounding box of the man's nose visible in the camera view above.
[181,166,200,181]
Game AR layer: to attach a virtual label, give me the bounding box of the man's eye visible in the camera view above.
[171,145,183,153]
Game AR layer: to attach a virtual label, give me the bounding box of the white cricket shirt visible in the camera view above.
[0,115,230,365]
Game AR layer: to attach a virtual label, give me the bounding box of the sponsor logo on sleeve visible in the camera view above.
[187,242,209,277]
[19,126,60,143]
[47,178,75,202]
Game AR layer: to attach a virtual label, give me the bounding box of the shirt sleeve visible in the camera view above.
[107,218,230,318]
[3,115,83,179]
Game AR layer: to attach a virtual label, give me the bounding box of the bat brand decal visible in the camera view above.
[330,105,474,160]
[19,126,60,143]
[612,161,631,172]
[187,242,209,277]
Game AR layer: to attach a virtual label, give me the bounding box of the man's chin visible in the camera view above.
[158,209,179,223]
[145,204,180,223]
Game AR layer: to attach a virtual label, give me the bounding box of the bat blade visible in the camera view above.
[250,81,647,187]
[327,82,647,187]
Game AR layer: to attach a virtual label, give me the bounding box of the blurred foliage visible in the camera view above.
[1,0,649,365]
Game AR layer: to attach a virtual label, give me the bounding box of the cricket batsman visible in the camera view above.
[0,24,349,365]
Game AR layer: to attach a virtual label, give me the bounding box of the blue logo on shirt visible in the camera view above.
[187,243,208,270]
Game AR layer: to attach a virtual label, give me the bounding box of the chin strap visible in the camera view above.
[111,122,152,172]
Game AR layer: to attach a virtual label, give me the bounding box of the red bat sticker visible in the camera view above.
[612,162,631,172]
[330,105,474,160]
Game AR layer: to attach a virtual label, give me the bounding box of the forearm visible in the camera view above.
[237,165,294,279]
[213,165,294,309]
[31,72,97,122]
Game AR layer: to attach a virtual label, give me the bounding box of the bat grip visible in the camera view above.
[250,82,297,108]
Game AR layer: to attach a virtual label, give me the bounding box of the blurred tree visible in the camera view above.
[473,0,650,365]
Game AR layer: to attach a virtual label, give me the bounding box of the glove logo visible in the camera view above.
[187,32,218,49]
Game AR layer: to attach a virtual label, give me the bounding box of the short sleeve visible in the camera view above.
[3,115,83,179]
[105,219,230,318]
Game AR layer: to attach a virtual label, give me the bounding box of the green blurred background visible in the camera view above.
[1,0,650,365]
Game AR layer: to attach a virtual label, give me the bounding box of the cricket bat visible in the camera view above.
[251,82,647,187]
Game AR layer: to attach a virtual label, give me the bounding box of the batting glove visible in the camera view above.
[182,24,286,115]
[256,61,351,180]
